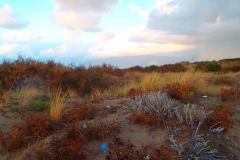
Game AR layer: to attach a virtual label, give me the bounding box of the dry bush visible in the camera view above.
[49,90,67,123]
[220,88,235,101]
[0,126,25,151]
[36,120,118,160]
[107,138,180,160]
[206,106,234,131]
[62,104,96,123]
[0,114,51,151]
[36,125,87,160]
[83,119,119,140]
[23,114,51,141]
[163,82,197,102]
[153,146,180,160]
[220,86,240,101]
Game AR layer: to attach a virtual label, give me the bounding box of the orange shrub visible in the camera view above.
[163,82,196,102]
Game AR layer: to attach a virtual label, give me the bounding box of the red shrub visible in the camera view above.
[207,106,234,131]
[220,88,234,101]
[107,138,180,160]
[23,114,51,140]
[37,125,87,160]
[153,146,180,160]
[0,126,25,151]
[128,114,157,125]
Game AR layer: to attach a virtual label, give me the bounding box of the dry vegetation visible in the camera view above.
[0,58,240,159]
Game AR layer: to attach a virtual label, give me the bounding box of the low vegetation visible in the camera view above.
[0,57,239,159]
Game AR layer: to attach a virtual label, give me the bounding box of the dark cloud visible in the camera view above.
[147,0,240,60]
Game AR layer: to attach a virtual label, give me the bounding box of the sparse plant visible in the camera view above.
[15,87,42,107]
[62,104,96,123]
[90,89,104,103]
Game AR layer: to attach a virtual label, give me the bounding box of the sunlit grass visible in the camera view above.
[49,90,67,123]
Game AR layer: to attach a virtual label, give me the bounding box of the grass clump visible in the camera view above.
[49,90,67,123]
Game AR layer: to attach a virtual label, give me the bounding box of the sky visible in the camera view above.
[0,0,239,68]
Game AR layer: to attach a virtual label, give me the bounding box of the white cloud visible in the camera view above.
[129,4,150,20]
[0,43,19,54]
[2,31,45,43]
[156,0,179,15]
[41,45,69,55]
[91,28,194,58]
[54,0,118,31]
[0,4,28,29]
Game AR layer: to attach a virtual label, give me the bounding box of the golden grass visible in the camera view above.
[49,90,67,123]
[105,71,240,98]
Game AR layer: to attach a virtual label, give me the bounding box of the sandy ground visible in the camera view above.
[227,103,240,160]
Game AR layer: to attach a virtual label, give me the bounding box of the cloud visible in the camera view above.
[0,4,28,29]
[91,28,194,58]
[0,43,19,55]
[54,0,118,31]
[2,31,45,43]
[156,0,179,15]
[147,0,240,60]
[129,4,150,20]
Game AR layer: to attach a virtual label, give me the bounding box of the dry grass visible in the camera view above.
[106,71,207,99]
[16,87,42,107]
[90,89,104,103]
[106,71,240,99]
[49,90,67,123]
[0,91,11,112]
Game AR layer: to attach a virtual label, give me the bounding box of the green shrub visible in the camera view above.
[195,61,222,72]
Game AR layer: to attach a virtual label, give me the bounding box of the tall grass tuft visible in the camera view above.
[49,90,67,123]
[0,91,11,112]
